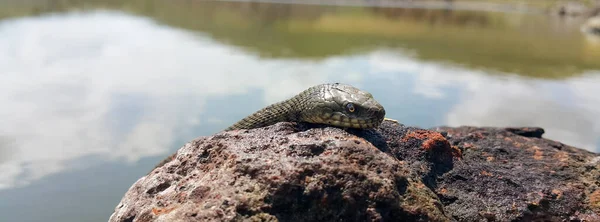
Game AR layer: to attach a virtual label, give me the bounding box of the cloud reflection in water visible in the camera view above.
[0,11,337,190]
[0,10,598,191]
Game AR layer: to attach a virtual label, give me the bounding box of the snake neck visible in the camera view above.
[224,98,301,131]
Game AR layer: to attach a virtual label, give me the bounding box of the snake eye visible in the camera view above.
[346,103,355,112]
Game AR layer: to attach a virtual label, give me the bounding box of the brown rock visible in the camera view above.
[109,121,450,222]
[504,127,545,138]
[433,126,600,221]
[109,121,599,222]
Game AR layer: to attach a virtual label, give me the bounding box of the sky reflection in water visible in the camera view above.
[0,10,599,221]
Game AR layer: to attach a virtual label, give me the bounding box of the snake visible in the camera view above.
[225,83,386,130]
[152,83,386,170]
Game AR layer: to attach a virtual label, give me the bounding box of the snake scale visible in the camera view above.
[153,83,385,170]
[225,83,386,130]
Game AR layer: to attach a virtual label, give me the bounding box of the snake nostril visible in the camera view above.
[368,107,383,114]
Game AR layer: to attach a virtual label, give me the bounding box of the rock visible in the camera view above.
[555,1,589,16]
[433,126,600,221]
[582,16,600,35]
[504,127,545,138]
[109,121,599,222]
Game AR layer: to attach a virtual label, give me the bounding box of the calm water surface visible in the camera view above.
[1,1,599,221]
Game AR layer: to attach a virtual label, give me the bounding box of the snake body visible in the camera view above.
[225,83,385,130]
[153,83,385,170]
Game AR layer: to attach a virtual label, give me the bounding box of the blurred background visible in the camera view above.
[0,0,599,221]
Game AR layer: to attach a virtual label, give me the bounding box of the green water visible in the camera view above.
[0,0,598,221]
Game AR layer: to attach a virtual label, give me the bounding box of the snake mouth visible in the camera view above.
[306,112,384,129]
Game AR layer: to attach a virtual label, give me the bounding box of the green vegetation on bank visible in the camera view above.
[1,0,599,79]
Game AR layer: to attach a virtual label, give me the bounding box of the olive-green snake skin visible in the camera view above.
[153,83,385,170]
[225,83,386,130]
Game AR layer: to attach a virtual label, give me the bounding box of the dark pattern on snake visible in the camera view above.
[225,83,386,130]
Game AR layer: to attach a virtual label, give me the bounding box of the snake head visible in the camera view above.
[301,83,385,129]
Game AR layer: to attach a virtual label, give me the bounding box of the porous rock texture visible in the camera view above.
[109,121,600,222]
[432,126,600,221]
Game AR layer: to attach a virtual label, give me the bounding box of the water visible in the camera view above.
[0,1,599,221]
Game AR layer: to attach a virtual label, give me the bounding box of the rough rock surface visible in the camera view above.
[109,121,599,222]
[432,126,600,221]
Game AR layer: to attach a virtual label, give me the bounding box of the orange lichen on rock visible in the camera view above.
[424,134,450,152]
[553,151,569,162]
[590,190,600,209]
[402,130,432,141]
[480,171,493,177]
[451,145,462,158]
[402,130,453,153]
[422,137,448,152]
[531,146,543,160]
[551,189,563,199]
[533,150,543,160]
[152,207,176,215]
[439,188,448,194]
